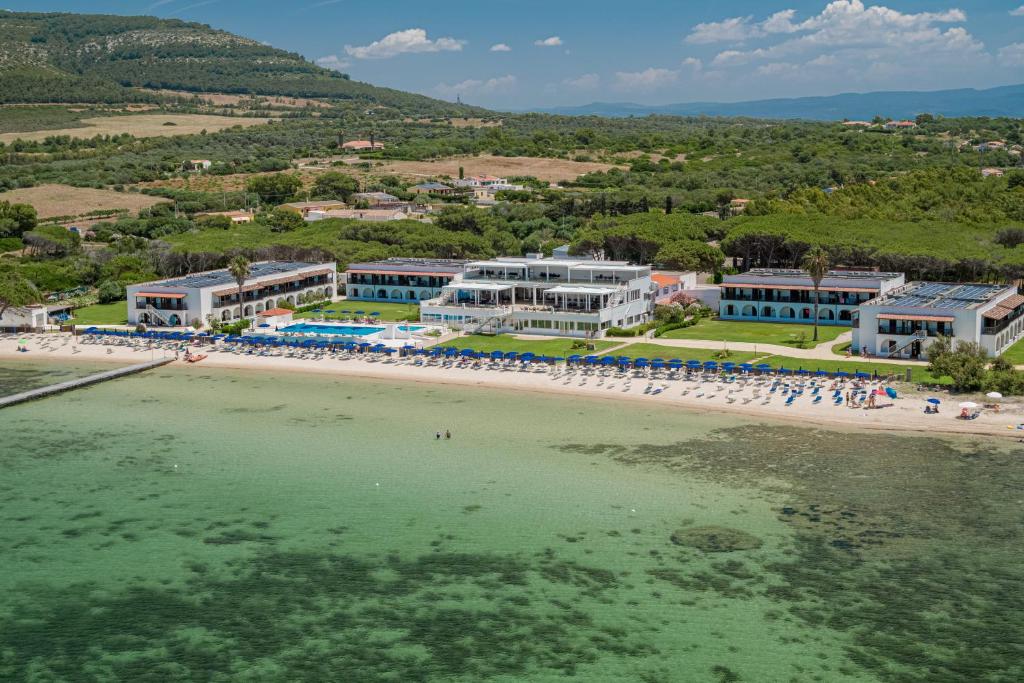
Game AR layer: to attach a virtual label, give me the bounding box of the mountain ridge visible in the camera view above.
[0,10,478,116]
[533,84,1024,120]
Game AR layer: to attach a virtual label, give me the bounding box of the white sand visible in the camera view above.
[3,333,1019,440]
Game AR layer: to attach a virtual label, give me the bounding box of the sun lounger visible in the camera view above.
[784,395,795,406]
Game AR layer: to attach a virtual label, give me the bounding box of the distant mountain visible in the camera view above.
[537,84,1024,121]
[0,11,478,116]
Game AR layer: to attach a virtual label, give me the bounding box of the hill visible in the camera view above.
[537,84,1024,121]
[0,11,476,116]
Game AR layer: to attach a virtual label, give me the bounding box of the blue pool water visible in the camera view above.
[279,323,423,336]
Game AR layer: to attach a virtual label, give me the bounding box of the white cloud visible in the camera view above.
[489,43,511,52]
[699,1,986,82]
[1011,6,1024,17]
[345,28,465,59]
[534,36,562,47]
[563,73,600,90]
[681,57,703,70]
[315,54,349,71]
[998,43,1024,67]
[613,67,679,92]
[435,75,516,98]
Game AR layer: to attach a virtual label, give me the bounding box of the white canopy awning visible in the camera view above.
[544,285,618,296]
[446,282,514,292]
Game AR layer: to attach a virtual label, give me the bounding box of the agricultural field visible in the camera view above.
[367,154,621,183]
[0,185,169,219]
[0,114,276,143]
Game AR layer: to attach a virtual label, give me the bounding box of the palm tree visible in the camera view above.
[227,255,251,320]
[802,247,830,342]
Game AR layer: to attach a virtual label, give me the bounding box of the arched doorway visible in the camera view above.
[725,304,735,316]
[243,305,254,317]
[221,310,231,322]
[350,288,359,298]
[168,314,181,326]
[741,305,755,317]
[819,309,835,321]
[377,289,387,299]
[407,290,416,300]
[839,309,852,322]
[780,306,795,319]
[761,306,774,318]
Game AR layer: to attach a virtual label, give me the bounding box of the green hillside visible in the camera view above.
[0,11,477,115]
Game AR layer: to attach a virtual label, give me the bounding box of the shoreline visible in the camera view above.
[1,333,1018,440]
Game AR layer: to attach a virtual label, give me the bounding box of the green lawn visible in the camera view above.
[1000,338,1024,365]
[757,355,949,385]
[660,319,847,348]
[831,341,852,356]
[603,343,762,363]
[295,300,420,322]
[438,334,618,356]
[71,302,128,325]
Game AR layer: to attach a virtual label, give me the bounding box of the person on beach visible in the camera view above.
[445,429,451,440]
[435,431,441,440]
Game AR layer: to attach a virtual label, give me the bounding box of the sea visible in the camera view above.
[1,359,1021,682]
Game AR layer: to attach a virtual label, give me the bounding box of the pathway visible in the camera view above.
[0,357,173,409]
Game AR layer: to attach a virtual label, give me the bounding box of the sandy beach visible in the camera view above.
[2,332,1019,439]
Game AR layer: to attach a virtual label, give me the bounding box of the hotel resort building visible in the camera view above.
[344,258,469,303]
[719,269,905,326]
[126,261,336,326]
[419,254,653,337]
[853,282,1024,359]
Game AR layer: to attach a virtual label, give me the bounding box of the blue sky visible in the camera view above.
[6,1,1024,108]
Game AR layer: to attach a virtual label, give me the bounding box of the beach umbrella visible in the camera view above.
[927,397,941,405]
[959,401,978,409]
[618,357,632,366]
[686,360,701,367]
[703,361,718,368]
[668,359,683,367]
[567,354,581,364]
[987,391,1003,399]
[460,348,476,357]
[504,351,518,360]
[429,348,442,357]
[382,347,396,354]
[815,370,829,376]
[795,369,808,375]
[835,370,850,377]
[634,358,649,368]
[520,352,536,361]
[600,356,616,366]
[370,312,380,317]
[855,372,871,379]
[490,350,505,359]
[778,367,791,374]
[584,355,599,365]
[257,323,271,328]
[721,362,736,371]
[355,310,365,315]
[651,359,666,369]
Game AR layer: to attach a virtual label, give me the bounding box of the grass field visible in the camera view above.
[601,343,762,363]
[1000,339,1024,365]
[660,319,847,348]
[70,302,128,325]
[294,301,420,322]
[0,185,169,219]
[757,355,948,385]
[438,334,617,356]
[0,114,275,143]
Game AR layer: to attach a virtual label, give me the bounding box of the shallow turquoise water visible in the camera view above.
[1,360,1022,681]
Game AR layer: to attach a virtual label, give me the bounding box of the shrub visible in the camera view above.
[96,280,125,303]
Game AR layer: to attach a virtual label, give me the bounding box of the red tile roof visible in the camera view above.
[260,308,293,317]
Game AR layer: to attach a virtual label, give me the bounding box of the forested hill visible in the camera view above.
[0,11,478,116]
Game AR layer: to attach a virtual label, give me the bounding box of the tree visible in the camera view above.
[927,336,989,392]
[801,246,830,342]
[0,271,41,319]
[227,255,251,319]
[311,172,359,201]
[0,201,37,238]
[197,214,233,230]
[458,166,464,180]
[96,280,125,304]
[245,173,302,205]
[262,206,305,232]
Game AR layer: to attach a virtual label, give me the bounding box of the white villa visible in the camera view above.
[419,254,652,337]
[719,269,905,327]
[126,261,336,326]
[853,282,1024,359]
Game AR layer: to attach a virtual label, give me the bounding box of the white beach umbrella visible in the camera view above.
[986,392,1003,399]
[958,401,978,409]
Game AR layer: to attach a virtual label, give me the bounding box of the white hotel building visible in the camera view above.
[719,269,905,327]
[853,282,1024,359]
[419,254,653,337]
[126,261,336,326]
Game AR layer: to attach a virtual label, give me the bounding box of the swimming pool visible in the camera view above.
[278,323,424,336]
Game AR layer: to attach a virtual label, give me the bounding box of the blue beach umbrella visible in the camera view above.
[815,370,829,376]
[490,350,505,360]
[370,312,380,317]
[927,397,941,405]
[355,310,365,315]
[855,372,871,379]
[504,351,518,360]
[600,356,616,366]
[618,357,632,367]
[634,358,649,368]
[584,355,599,365]
[460,348,476,357]
[836,371,850,377]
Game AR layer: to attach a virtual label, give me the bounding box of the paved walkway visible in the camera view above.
[0,357,173,409]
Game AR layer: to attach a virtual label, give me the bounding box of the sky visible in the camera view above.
[5,1,1024,109]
